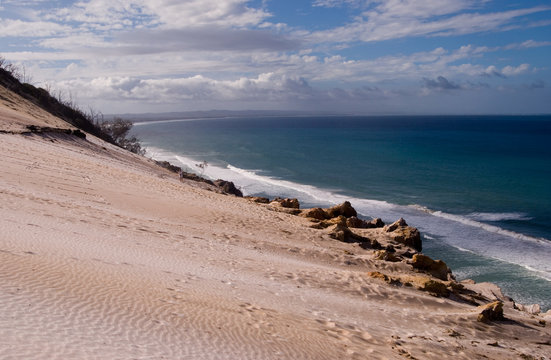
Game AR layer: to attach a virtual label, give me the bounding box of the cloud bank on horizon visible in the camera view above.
[1,0,550,114]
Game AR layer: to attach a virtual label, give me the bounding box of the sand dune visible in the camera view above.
[1,85,550,359]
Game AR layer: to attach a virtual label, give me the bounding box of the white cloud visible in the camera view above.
[312,0,364,7]
[502,63,531,76]
[139,0,271,28]
[43,0,155,31]
[1,0,547,113]
[40,0,271,31]
[0,18,70,37]
[505,39,551,49]
[54,73,314,105]
[306,1,550,43]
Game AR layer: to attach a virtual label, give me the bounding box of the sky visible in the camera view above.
[1,0,550,115]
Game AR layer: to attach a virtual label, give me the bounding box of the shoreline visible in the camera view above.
[2,85,551,359]
[141,145,551,306]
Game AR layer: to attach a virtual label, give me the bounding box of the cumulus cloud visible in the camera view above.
[1,0,547,113]
[55,73,315,104]
[481,65,507,78]
[502,64,531,76]
[477,64,532,78]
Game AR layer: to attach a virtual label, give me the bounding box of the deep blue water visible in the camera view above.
[132,115,551,310]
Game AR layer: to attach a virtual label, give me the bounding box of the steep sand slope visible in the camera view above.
[1,87,550,359]
[0,85,75,133]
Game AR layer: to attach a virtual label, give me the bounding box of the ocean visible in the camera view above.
[131,115,551,311]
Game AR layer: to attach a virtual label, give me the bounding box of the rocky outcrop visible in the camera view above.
[271,197,300,209]
[300,207,327,220]
[367,271,400,285]
[409,276,450,297]
[346,216,367,228]
[213,180,243,197]
[384,218,422,252]
[299,203,408,251]
[368,271,450,297]
[373,250,401,262]
[328,223,367,243]
[366,218,385,228]
[411,254,452,281]
[245,196,270,204]
[346,217,385,229]
[515,303,541,315]
[384,218,407,232]
[155,160,182,173]
[326,201,357,218]
[477,301,504,323]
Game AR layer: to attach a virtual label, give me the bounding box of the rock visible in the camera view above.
[213,180,243,197]
[368,271,391,283]
[346,216,369,228]
[374,250,401,262]
[345,216,384,229]
[306,215,347,229]
[359,239,382,250]
[390,226,422,252]
[328,223,355,242]
[384,218,408,232]
[411,254,451,281]
[515,303,541,315]
[328,215,348,226]
[300,207,328,220]
[477,301,504,322]
[399,249,416,259]
[417,279,450,297]
[404,275,450,297]
[155,160,181,173]
[72,129,86,139]
[245,196,270,204]
[271,197,300,209]
[382,218,422,251]
[366,218,385,228]
[326,201,357,218]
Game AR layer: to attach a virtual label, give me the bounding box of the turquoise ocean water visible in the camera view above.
[131,115,551,310]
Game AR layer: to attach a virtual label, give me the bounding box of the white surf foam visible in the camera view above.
[467,212,533,222]
[134,118,217,126]
[144,146,551,281]
[430,210,547,245]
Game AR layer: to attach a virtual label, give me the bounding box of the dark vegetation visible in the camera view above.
[99,117,145,155]
[0,55,143,154]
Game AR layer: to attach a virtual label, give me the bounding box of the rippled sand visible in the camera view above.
[1,85,550,359]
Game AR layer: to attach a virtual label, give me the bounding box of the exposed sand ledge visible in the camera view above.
[1,88,550,359]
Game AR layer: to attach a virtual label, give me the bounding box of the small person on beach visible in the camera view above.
[179,170,184,182]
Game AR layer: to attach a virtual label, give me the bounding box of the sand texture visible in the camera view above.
[1,86,550,359]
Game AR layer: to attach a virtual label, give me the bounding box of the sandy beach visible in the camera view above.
[1,84,550,359]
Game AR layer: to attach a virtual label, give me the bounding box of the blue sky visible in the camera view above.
[1,0,550,114]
